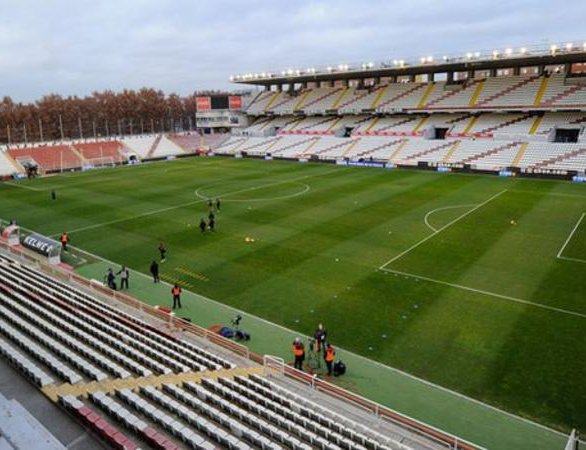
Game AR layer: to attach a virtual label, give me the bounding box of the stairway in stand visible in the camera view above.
[461,142,519,164]
[145,135,163,159]
[533,147,586,169]
[403,141,456,162]
[476,76,539,106]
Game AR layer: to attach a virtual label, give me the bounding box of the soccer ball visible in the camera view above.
[510,220,516,225]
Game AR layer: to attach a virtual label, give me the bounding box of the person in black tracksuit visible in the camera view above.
[104,268,117,290]
[208,216,215,232]
[158,242,167,262]
[199,218,207,233]
[150,261,160,283]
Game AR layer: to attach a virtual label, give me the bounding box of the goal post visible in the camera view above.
[82,157,117,171]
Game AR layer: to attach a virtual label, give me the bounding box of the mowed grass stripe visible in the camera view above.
[2,159,339,237]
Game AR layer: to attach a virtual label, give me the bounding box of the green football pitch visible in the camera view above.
[1,157,585,446]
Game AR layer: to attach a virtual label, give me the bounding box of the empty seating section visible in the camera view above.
[0,335,55,386]
[427,83,478,109]
[305,137,357,160]
[75,141,123,161]
[241,74,586,176]
[8,145,82,172]
[517,142,586,168]
[151,135,185,157]
[303,88,344,114]
[60,396,141,450]
[476,75,541,107]
[121,135,185,159]
[225,374,412,449]
[535,112,586,135]
[0,251,456,449]
[168,133,200,152]
[121,135,159,158]
[359,116,419,135]
[0,151,20,176]
[0,255,232,386]
[444,140,519,168]
[246,91,277,115]
[466,113,533,135]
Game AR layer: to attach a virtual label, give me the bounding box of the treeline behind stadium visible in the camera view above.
[0,88,226,145]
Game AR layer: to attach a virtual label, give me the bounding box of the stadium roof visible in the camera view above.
[231,41,586,86]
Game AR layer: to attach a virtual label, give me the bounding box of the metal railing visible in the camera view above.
[231,39,586,83]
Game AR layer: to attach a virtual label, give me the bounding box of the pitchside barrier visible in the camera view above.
[565,430,580,450]
[263,355,484,450]
[0,237,487,450]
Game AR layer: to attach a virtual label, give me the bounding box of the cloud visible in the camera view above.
[0,0,584,101]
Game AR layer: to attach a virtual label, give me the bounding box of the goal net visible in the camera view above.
[82,157,116,171]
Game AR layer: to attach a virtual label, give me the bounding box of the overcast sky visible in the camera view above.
[1,0,585,102]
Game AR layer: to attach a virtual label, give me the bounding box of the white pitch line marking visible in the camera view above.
[423,204,476,232]
[556,212,585,260]
[558,255,586,264]
[379,267,586,320]
[379,189,508,270]
[3,182,44,192]
[50,168,336,237]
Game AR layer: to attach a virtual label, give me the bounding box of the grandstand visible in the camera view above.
[0,240,481,450]
[0,133,216,177]
[225,42,586,177]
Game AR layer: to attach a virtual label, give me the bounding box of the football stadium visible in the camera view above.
[1,3,586,450]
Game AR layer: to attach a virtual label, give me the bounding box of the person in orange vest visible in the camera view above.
[60,232,69,251]
[324,343,336,376]
[171,284,182,310]
[292,338,305,371]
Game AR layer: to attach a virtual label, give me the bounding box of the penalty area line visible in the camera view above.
[379,267,586,320]
[379,189,507,270]
[556,212,585,260]
[423,204,476,232]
